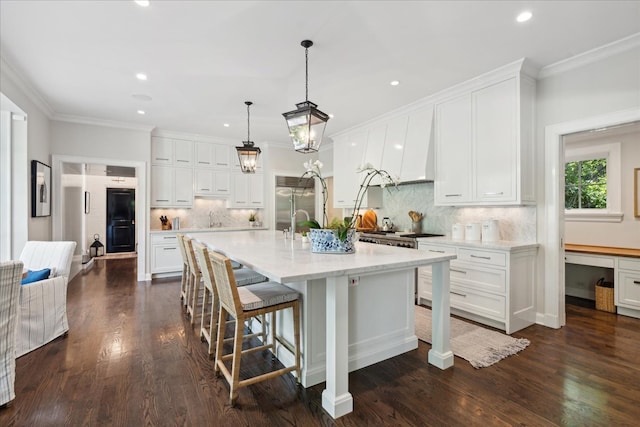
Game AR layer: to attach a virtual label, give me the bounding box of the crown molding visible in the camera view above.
[0,54,54,118]
[538,32,640,80]
[53,113,155,132]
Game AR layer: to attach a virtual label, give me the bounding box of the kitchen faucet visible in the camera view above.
[209,211,219,228]
[291,209,310,240]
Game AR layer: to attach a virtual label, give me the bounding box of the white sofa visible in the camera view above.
[17,241,76,358]
[0,260,23,407]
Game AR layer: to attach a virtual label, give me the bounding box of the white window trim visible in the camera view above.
[564,141,622,223]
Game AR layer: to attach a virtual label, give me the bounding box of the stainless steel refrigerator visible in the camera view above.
[275,176,316,231]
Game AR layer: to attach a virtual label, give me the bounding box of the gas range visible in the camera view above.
[358,231,444,249]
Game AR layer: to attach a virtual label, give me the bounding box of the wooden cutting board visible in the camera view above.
[360,209,377,231]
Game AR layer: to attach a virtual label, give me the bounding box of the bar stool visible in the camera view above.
[183,236,202,325]
[208,251,301,406]
[193,242,267,359]
[176,233,190,305]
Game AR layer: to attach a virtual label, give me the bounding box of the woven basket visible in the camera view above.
[595,278,615,313]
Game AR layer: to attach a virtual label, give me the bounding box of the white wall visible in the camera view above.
[1,61,53,244]
[564,129,640,248]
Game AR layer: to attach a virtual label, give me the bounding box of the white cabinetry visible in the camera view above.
[194,169,230,196]
[151,137,174,165]
[380,115,408,179]
[434,60,535,206]
[196,141,230,169]
[151,166,193,207]
[401,105,435,182]
[150,233,182,274]
[333,131,367,208]
[616,258,640,316]
[417,241,537,334]
[229,173,264,208]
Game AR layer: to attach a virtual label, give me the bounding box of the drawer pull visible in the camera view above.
[155,199,169,202]
[176,159,189,163]
[216,162,228,166]
[451,268,467,274]
[163,236,176,240]
[470,254,491,260]
[217,189,228,192]
[155,157,169,161]
[429,249,445,253]
[236,201,246,203]
[177,199,188,202]
[445,194,462,197]
[199,161,211,164]
[164,247,177,251]
[634,281,640,285]
[200,188,211,191]
[450,291,467,297]
[483,192,504,196]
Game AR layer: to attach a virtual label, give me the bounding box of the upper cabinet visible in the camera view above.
[152,137,194,166]
[434,60,536,206]
[401,105,435,182]
[195,142,231,169]
[333,130,367,208]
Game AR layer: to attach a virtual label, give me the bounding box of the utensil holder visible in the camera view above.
[411,221,422,234]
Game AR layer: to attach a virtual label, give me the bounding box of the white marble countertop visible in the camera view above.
[416,236,539,251]
[190,230,456,283]
[150,226,268,234]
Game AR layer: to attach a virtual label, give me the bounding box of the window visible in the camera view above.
[564,141,622,222]
[565,158,607,209]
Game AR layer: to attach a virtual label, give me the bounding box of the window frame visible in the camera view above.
[564,141,622,222]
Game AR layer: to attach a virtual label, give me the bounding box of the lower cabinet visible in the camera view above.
[616,257,640,314]
[417,241,537,334]
[150,233,182,274]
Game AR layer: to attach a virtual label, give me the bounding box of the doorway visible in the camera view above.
[106,188,136,253]
[543,108,640,328]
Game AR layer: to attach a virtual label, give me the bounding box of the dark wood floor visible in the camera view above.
[2,257,640,426]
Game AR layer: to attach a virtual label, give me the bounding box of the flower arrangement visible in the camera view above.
[299,160,399,243]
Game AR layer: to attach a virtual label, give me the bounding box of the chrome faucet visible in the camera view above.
[291,209,310,240]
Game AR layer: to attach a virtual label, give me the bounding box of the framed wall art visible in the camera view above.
[31,160,52,217]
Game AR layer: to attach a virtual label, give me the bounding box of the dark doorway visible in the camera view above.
[106,188,136,253]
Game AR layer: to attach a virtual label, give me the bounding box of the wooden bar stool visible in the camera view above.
[183,236,202,325]
[176,233,190,305]
[193,242,267,359]
[208,251,301,406]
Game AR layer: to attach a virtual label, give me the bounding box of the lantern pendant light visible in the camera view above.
[236,101,261,173]
[282,40,329,154]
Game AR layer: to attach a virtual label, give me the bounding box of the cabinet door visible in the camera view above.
[232,174,250,207]
[381,115,408,179]
[213,171,230,195]
[151,244,182,273]
[401,105,434,182]
[151,137,173,165]
[174,167,193,206]
[364,123,386,170]
[249,174,264,207]
[194,169,214,195]
[213,144,230,169]
[617,270,640,309]
[174,140,194,166]
[333,131,367,208]
[151,166,173,206]
[195,142,214,168]
[473,78,517,203]
[434,94,472,205]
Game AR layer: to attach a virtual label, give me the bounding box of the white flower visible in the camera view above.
[314,160,323,169]
[303,160,312,171]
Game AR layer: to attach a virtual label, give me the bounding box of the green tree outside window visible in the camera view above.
[565,158,607,209]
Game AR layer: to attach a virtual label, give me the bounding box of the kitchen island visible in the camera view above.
[191,230,456,419]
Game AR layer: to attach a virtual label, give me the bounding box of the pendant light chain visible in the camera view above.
[246,102,251,142]
[305,46,309,102]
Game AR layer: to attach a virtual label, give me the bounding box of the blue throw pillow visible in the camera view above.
[21,268,51,285]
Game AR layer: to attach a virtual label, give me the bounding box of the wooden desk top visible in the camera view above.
[565,244,640,258]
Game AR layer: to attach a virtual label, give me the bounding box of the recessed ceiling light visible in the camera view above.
[134,0,150,7]
[132,93,152,101]
[516,11,532,23]
[137,110,145,115]
[223,123,230,127]
[136,73,147,81]
[390,80,400,86]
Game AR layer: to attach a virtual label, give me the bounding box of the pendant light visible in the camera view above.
[236,101,261,173]
[282,40,329,154]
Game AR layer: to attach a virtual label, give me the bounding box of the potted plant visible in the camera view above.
[248,212,257,227]
[299,161,399,253]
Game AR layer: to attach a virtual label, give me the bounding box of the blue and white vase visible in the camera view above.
[308,229,358,254]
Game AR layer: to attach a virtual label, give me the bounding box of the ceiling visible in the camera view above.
[1,1,639,147]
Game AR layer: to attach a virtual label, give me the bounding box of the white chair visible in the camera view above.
[0,260,23,407]
[17,241,76,357]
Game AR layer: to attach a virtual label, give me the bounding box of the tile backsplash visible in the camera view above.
[151,198,263,230]
[372,182,536,242]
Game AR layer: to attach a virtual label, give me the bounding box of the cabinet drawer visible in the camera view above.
[617,270,640,309]
[449,285,506,321]
[151,233,179,244]
[458,248,506,267]
[419,263,506,294]
[619,257,640,272]
[151,244,182,273]
[418,243,456,256]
